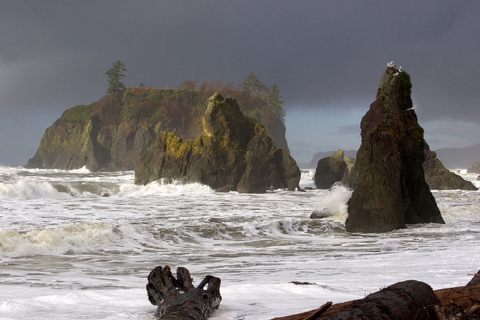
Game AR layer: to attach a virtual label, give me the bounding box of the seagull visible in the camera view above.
[405,103,418,112]
[387,61,396,68]
[399,66,403,72]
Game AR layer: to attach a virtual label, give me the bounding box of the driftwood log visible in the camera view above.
[146,265,221,319]
[274,271,480,320]
[321,280,439,320]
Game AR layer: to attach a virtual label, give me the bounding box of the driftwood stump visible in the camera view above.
[322,280,439,319]
[146,265,221,319]
[274,270,480,320]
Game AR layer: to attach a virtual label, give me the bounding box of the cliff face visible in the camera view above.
[26,86,289,171]
[346,65,444,233]
[26,96,157,171]
[26,118,156,171]
[134,93,300,193]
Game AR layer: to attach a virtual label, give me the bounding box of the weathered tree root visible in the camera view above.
[146,266,221,319]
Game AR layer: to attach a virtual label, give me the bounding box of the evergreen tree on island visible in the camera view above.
[265,83,285,120]
[242,72,266,97]
[106,60,127,95]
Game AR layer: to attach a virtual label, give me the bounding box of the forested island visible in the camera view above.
[26,61,289,171]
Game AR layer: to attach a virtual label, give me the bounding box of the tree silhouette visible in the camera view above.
[242,72,266,97]
[106,60,127,95]
[265,83,285,119]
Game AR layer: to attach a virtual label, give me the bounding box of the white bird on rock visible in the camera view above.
[405,103,418,112]
[387,61,396,68]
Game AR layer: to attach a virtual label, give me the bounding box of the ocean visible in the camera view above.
[0,165,479,319]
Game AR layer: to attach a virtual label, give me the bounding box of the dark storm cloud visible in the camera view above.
[1,0,479,164]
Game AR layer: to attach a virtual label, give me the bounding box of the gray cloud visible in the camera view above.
[1,1,479,164]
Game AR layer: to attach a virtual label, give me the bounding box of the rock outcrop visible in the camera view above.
[26,85,290,172]
[346,64,445,233]
[468,161,480,174]
[26,97,157,171]
[308,150,357,169]
[314,150,357,189]
[134,93,300,193]
[314,150,347,189]
[341,156,358,188]
[423,141,477,190]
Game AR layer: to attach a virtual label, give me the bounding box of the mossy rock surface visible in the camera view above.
[134,94,300,193]
[27,84,289,171]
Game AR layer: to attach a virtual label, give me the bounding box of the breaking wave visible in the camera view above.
[0,222,118,257]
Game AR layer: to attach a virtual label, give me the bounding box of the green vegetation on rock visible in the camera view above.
[106,60,127,95]
[57,103,94,124]
[27,71,290,171]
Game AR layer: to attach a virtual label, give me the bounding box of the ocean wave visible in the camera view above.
[0,222,118,257]
[118,179,213,197]
[0,179,121,199]
[0,180,70,199]
[311,183,352,223]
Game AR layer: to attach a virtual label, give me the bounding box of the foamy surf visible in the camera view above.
[0,167,479,319]
[0,222,118,257]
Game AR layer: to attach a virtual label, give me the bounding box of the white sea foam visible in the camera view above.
[0,222,117,257]
[312,183,352,223]
[0,179,68,199]
[0,167,479,319]
[118,179,213,197]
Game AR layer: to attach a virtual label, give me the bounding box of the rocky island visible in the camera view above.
[135,93,300,193]
[26,72,289,172]
[345,63,445,233]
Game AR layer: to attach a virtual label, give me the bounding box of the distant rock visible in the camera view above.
[308,150,356,169]
[346,65,444,233]
[468,161,480,174]
[423,141,477,190]
[435,143,480,169]
[310,209,332,219]
[134,93,300,193]
[313,150,357,189]
[314,150,347,189]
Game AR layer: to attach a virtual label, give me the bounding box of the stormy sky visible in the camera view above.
[1,1,479,165]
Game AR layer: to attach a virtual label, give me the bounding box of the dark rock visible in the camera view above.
[467,269,480,286]
[314,149,357,189]
[314,150,347,189]
[346,65,444,233]
[313,150,357,189]
[468,161,480,174]
[310,209,332,219]
[215,186,232,193]
[26,87,290,172]
[308,150,357,169]
[341,155,358,189]
[424,141,477,190]
[26,116,156,171]
[134,93,300,193]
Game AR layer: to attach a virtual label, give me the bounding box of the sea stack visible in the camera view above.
[345,63,445,233]
[134,93,300,193]
[314,149,347,189]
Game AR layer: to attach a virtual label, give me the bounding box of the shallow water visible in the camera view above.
[0,166,479,319]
